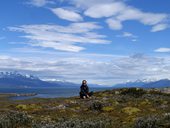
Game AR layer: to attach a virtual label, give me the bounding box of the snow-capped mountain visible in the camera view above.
[0,72,78,88]
[0,72,39,80]
[113,79,153,88]
[113,78,170,88]
[142,79,170,88]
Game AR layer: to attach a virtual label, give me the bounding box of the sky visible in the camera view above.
[0,0,170,86]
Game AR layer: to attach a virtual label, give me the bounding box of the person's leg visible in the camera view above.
[89,91,93,97]
[80,92,86,99]
[79,92,82,98]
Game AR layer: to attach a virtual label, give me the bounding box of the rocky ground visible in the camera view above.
[0,88,170,128]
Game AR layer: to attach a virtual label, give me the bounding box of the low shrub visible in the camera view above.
[120,88,146,98]
[0,111,32,128]
[33,117,113,128]
[89,101,103,112]
[134,114,170,128]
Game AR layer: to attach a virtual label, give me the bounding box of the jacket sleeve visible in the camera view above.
[86,86,89,93]
[80,86,85,93]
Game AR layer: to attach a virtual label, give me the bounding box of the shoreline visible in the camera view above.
[0,93,37,98]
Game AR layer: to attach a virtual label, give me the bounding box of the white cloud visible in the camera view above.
[28,0,169,32]
[29,0,53,7]
[107,7,168,31]
[84,2,126,18]
[1,54,170,85]
[151,24,169,32]
[132,39,137,42]
[116,32,138,42]
[116,8,168,25]
[122,32,137,38]
[154,48,170,53]
[70,0,116,9]
[8,22,110,52]
[106,19,123,30]
[51,8,83,22]
[69,0,169,32]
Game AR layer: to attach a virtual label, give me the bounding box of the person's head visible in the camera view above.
[82,80,87,85]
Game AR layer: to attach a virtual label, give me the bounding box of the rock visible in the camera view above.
[57,104,66,109]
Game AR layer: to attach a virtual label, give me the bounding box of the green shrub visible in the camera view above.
[134,114,170,128]
[0,111,32,128]
[33,117,113,128]
[120,88,146,98]
[89,101,103,112]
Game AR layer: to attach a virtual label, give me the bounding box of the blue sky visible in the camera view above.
[0,0,170,86]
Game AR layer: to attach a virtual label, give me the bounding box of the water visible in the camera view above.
[0,87,113,100]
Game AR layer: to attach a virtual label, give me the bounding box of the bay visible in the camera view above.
[0,87,112,100]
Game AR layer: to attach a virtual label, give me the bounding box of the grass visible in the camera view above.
[0,88,169,128]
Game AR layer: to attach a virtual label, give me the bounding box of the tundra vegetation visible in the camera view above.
[0,88,169,128]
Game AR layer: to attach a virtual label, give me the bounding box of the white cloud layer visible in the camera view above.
[8,22,110,52]
[69,0,169,32]
[51,8,83,22]
[106,19,123,30]
[84,2,125,18]
[116,32,138,42]
[151,24,169,32]
[29,0,53,7]
[29,0,169,32]
[1,53,170,85]
[155,48,170,53]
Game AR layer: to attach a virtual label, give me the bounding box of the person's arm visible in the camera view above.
[80,85,85,94]
[86,86,89,93]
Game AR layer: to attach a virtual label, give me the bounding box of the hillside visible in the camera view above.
[0,87,169,128]
[0,72,78,88]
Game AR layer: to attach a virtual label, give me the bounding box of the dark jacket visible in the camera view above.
[80,84,89,95]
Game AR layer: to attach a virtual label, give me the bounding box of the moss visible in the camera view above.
[16,104,27,110]
[102,106,114,112]
[122,107,141,115]
[16,104,42,110]
[140,99,151,106]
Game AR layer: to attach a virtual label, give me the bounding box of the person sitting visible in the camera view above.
[80,80,93,99]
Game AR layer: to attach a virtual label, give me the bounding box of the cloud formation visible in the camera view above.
[29,0,53,7]
[1,53,170,85]
[155,48,170,53]
[84,2,125,18]
[29,0,169,32]
[9,22,110,52]
[69,0,169,32]
[151,24,169,32]
[51,8,83,22]
[116,32,138,42]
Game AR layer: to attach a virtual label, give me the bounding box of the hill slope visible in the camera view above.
[0,87,169,128]
[0,72,78,88]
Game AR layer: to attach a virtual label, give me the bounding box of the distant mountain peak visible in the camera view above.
[0,71,39,80]
[0,71,78,88]
[113,78,170,88]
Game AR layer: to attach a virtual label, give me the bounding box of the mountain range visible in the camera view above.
[0,72,78,88]
[113,79,170,88]
[0,72,170,89]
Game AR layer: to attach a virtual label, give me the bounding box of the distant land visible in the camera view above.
[0,72,170,89]
[0,72,103,88]
[0,72,79,88]
[113,79,170,88]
